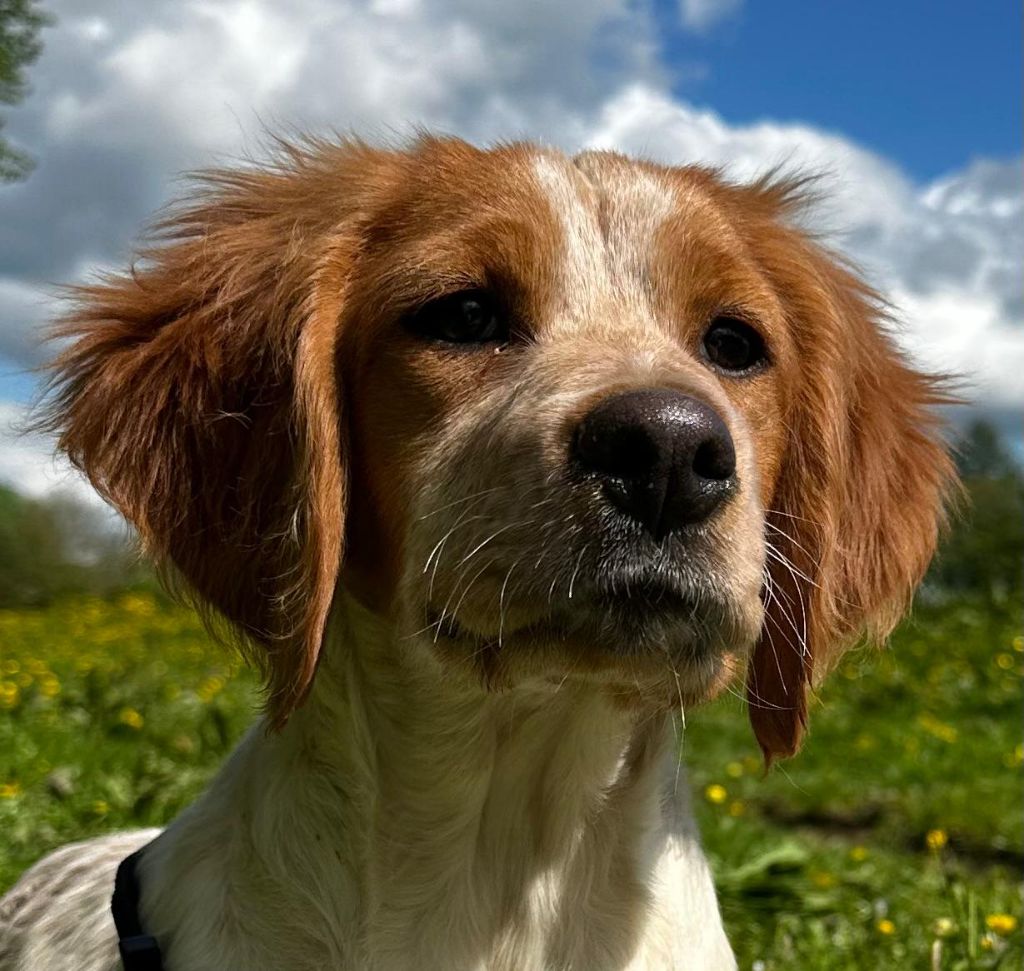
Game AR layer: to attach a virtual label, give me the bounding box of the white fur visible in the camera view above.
[0,596,735,970]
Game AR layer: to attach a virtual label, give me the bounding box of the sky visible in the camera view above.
[0,0,1021,499]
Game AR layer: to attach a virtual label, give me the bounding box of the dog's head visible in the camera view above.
[44,137,954,760]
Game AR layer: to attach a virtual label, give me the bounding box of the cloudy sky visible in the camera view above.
[1,0,1021,498]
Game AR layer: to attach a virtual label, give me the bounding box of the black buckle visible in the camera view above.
[118,933,165,971]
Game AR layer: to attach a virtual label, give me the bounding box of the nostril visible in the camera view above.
[692,437,736,481]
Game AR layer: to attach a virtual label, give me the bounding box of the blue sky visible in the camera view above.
[0,0,1021,495]
[651,1,1019,182]
[655,0,1022,182]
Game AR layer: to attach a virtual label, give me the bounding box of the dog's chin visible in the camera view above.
[419,582,760,707]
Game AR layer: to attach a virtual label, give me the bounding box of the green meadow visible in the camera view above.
[0,592,1020,970]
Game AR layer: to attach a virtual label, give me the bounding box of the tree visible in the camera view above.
[0,484,151,606]
[1,0,49,182]
[927,419,1024,603]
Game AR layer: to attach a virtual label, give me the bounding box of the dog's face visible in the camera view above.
[341,148,788,709]
[46,137,954,759]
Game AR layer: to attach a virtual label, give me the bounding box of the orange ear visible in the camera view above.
[741,186,957,762]
[40,141,388,725]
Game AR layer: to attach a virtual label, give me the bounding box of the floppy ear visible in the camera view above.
[741,186,957,762]
[41,142,387,726]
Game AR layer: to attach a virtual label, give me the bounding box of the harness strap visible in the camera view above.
[111,846,165,971]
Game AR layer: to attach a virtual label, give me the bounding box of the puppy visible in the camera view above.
[0,137,953,971]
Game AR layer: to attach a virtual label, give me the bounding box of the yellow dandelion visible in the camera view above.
[1013,635,1023,653]
[876,919,895,935]
[918,713,958,744]
[704,784,728,805]
[725,761,744,778]
[0,782,21,799]
[985,914,1018,936]
[849,846,869,862]
[39,676,61,698]
[932,917,956,938]
[980,933,994,951]
[0,681,20,708]
[1,659,19,675]
[810,870,836,889]
[995,653,1015,671]
[727,800,745,818]
[118,707,144,730]
[92,799,109,816]
[196,675,226,703]
[925,829,948,852]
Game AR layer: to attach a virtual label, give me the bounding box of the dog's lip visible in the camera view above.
[423,578,706,645]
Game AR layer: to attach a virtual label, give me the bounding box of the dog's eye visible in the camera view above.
[702,317,767,373]
[406,289,507,344]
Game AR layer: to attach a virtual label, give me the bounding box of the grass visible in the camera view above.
[0,592,1020,969]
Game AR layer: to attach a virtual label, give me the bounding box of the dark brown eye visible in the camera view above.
[702,317,767,373]
[406,289,507,344]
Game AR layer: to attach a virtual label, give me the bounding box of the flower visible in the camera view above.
[727,800,745,817]
[932,917,956,938]
[118,707,144,730]
[925,829,948,852]
[849,846,869,862]
[876,919,895,935]
[985,914,1018,936]
[918,713,958,744]
[0,681,18,708]
[704,784,728,804]
[725,761,744,778]
[0,782,21,799]
[92,799,109,815]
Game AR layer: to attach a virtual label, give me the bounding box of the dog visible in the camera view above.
[0,136,953,970]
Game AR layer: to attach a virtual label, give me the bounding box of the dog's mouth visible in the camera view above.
[424,573,739,662]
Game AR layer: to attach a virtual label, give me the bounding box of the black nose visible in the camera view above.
[571,389,737,539]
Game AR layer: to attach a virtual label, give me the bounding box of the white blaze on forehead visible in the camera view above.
[531,153,611,307]
[531,152,678,322]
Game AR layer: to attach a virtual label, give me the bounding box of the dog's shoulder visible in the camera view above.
[0,828,160,971]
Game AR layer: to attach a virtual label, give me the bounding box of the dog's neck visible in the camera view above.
[143,595,732,970]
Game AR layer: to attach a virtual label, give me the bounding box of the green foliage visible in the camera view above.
[928,420,1024,604]
[0,484,152,607]
[0,0,50,181]
[689,596,1022,968]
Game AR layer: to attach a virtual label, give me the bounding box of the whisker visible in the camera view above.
[416,486,503,521]
[566,544,589,600]
[456,520,531,567]
[497,557,522,648]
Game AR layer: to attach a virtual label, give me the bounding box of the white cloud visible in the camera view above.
[0,403,98,503]
[0,0,1020,499]
[678,0,743,33]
